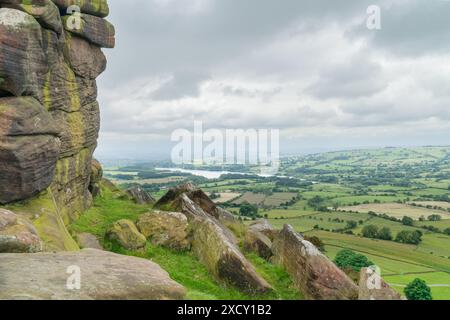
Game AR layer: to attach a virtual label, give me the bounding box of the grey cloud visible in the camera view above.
[151,71,210,101]
[305,54,387,99]
[347,0,450,56]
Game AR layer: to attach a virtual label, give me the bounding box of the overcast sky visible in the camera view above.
[95,0,450,160]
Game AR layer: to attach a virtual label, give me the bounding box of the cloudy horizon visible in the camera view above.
[95,0,450,161]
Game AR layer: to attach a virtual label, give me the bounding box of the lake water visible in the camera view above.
[155,168,274,179]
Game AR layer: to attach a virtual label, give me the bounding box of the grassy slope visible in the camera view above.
[69,183,300,300]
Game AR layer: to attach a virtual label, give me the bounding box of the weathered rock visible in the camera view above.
[0,209,42,253]
[62,13,114,48]
[52,0,109,18]
[156,184,271,293]
[75,232,102,250]
[0,97,61,204]
[244,229,273,260]
[42,30,99,113]
[0,0,63,34]
[272,225,358,300]
[50,147,95,223]
[156,183,236,223]
[191,217,272,293]
[10,190,80,252]
[358,267,403,300]
[51,101,100,157]
[126,186,156,205]
[88,158,102,197]
[137,211,190,251]
[0,249,187,300]
[248,219,278,240]
[106,219,147,250]
[0,8,48,99]
[174,193,238,245]
[0,97,60,136]
[63,32,106,79]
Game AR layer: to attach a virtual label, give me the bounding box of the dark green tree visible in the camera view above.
[239,202,258,218]
[307,196,324,210]
[377,227,393,241]
[334,249,373,272]
[395,230,423,245]
[402,216,414,226]
[346,220,358,229]
[404,279,432,300]
[362,225,379,239]
[427,214,442,222]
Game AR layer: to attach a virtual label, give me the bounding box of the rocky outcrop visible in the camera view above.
[106,219,147,250]
[191,217,271,293]
[0,1,115,250]
[137,211,190,251]
[126,186,156,205]
[0,97,61,204]
[358,267,402,300]
[0,249,186,300]
[248,219,278,240]
[156,184,272,293]
[88,158,103,197]
[0,209,42,253]
[156,183,236,223]
[272,225,358,300]
[244,229,273,260]
[75,232,102,250]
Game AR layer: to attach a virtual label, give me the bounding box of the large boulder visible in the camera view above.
[0,97,61,204]
[75,232,102,250]
[244,229,273,260]
[156,184,271,293]
[88,158,103,197]
[106,219,146,250]
[248,219,278,240]
[63,32,107,79]
[272,225,359,300]
[62,13,115,48]
[0,249,187,300]
[358,267,403,300]
[137,211,190,251]
[0,209,42,253]
[155,183,237,223]
[126,186,156,205]
[191,217,272,293]
[0,8,48,99]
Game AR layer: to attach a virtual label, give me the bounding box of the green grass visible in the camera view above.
[69,186,150,240]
